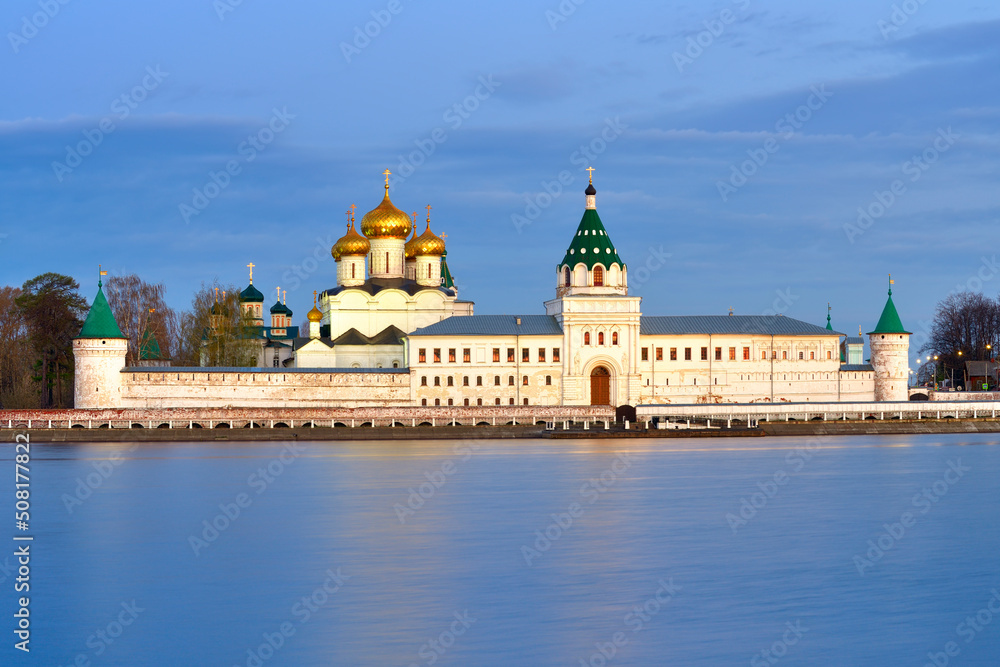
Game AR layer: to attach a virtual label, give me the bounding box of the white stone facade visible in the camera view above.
[73,338,127,409]
[870,332,910,401]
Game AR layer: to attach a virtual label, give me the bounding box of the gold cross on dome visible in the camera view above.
[441,233,448,240]
[412,212,418,225]
[282,290,287,305]
[246,262,255,283]
[313,290,318,305]
[349,203,357,222]
[383,169,391,188]
[425,204,432,222]
[345,210,351,228]
[275,287,280,301]
[586,166,595,183]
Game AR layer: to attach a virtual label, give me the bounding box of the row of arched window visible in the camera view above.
[583,331,619,346]
[421,397,531,406]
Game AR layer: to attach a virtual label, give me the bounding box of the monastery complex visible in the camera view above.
[73,172,911,410]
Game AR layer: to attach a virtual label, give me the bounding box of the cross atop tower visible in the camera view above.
[586,166,595,183]
[246,262,255,283]
[426,204,432,222]
[275,286,280,302]
[383,169,391,191]
[349,203,357,223]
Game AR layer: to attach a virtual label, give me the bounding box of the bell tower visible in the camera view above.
[544,171,642,406]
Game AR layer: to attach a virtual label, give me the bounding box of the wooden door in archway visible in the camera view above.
[591,366,611,405]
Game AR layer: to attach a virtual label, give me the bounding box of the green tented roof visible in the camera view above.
[868,291,910,334]
[240,282,264,303]
[441,251,455,289]
[139,327,163,360]
[559,209,623,270]
[78,285,126,339]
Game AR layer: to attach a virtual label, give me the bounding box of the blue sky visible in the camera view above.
[2,0,999,359]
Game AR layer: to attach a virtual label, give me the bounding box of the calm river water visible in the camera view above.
[2,434,999,666]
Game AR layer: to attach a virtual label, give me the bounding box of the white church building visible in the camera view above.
[73,172,910,409]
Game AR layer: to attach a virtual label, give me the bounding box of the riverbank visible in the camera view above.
[6,418,1000,442]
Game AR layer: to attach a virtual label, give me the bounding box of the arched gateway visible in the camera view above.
[591,366,611,405]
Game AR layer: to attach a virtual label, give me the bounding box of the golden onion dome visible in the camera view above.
[331,221,370,261]
[413,221,446,256]
[307,305,323,323]
[404,226,419,260]
[360,186,412,240]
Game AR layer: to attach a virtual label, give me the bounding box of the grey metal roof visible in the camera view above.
[839,364,874,372]
[844,336,864,344]
[411,315,563,337]
[640,316,841,336]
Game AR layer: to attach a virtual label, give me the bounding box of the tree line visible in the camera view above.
[0,272,262,408]
[919,291,1000,386]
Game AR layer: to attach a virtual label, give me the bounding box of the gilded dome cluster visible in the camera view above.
[360,186,412,240]
[412,221,446,256]
[331,221,370,261]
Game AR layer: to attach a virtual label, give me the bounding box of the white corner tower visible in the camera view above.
[868,277,911,401]
[73,277,128,409]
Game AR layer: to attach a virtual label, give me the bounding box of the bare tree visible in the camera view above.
[104,273,178,366]
[0,287,36,408]
[923,291,1000,382]
[176,282,260,367]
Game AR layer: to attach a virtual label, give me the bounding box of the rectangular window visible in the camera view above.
[463,348,471,363]
[507,348,515,363]
[433,377,440,386]
[827,350,832,360]
[783,351,788,360]
[762,351,767,360]
[729,347,736,361]
[522,348,529,363]
[538,348,546,362]
[477,376,483,386]
[701,347,708,361]
[685,348,692,361]
[493,348,500,363]
[641,347,649,361]
[799,351,804,360]
[418,349,426,364]
[433,348,441,363]
[811,351,816,360]
[553,348,560,362]
[449,348,456,363]
[463,376,469,386]
[715,347,722,361]
[743,347,750,360]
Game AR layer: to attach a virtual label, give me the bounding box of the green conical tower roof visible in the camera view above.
[559,181,623,270]
[440,250,455,289]
[139,327,163,361]
[78,282,126,339]
[868,282,910,335]
[826,304,833,331]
